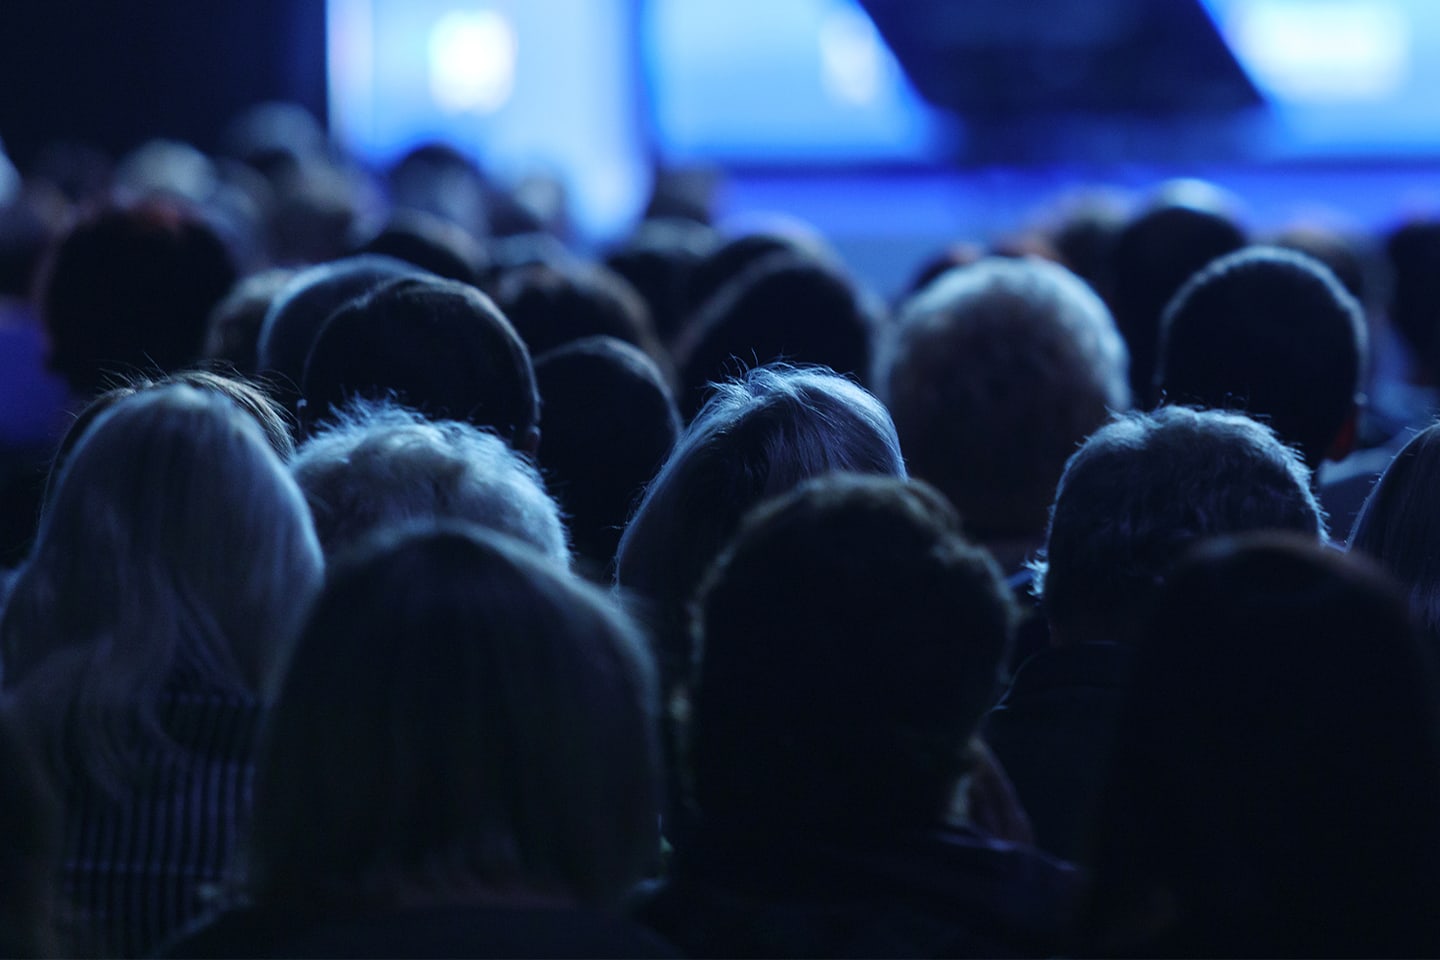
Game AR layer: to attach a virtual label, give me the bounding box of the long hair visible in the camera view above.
[244,524,659,910]
[0,385,323,794]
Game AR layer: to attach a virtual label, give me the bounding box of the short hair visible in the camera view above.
[615,364,905,695]
[255,254,421,402]
[1035,406,1323,644]
[533,337,680,578]
[1349,422,1440,645]
[204,268,297,378]
[1107,200,1246,405]
[1082,534,1440,956]
[693,474,1014,835]
[879,257,1130,544]
[604,218,720,345]
[291,401,568,564]
[1,385,323,791]
[38,198,237,394]
[1156,246,1366,466]
[675,254,875,419]
[244,524,658,910]
[682,232,818,319]
[353,209,487,286]
[300,276,540,450]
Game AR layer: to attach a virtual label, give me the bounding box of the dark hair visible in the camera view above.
[1081,534,1440,956]
[291,400,569,563]
[1156,245,1366,466]
[0,709,60,957]
[1385,219,1440,376]
[1107,200,1246,406]
[300,275,540,450]
[879,256,1130,545]
[693,474,1014,836]
[1,386,322,793]
[1349,421,1440,644]
[492,262,671,382]
[38,198,237,394]
[203,268,297,378]
[255,254,422,406]
[533,337,680,578]
[1035,406,1323,645]
[615,364,906,696]
[675,253,875,419]
[604,218,720,345]
[682,232,814,319]
[354,209,488,286]
[244,524,658,910]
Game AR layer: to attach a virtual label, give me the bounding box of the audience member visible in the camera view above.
[0,385,323,957]
[1080,534,1440,956]
[675,254,875,419]
[533,337,680,580]
[878,256,1130,574]
[985,406,1323,861]
[167,524,671,957]
[290,400,568,565]
[604,218,720,346]
[1107,194,1246,406]
[1156,245,1366,469]
[299,275,540,450]
[353,208,488,286]
[38,198,237,397]
[640,474,1074,958]
[203,268,297,379]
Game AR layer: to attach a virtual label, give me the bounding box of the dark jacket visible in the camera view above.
[638,822,1077,958]
[983,642,1135,862]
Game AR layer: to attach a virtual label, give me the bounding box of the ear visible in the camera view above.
[1323,405,1360,464]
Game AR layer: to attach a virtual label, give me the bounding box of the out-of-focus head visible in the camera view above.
[681,231,826,321]
[1082,534,1440,957]
[1107,197,1246,406]
[1350,422,1440,645]
[1157,245,1366,467]
[604,218,720,345]
[245,524,658,910]
[204,267,298,378]
[291,400,568,565]
[2,385,322,788]
[353,208,488,286]
[1386,219,1440,378]
[1035,406,1323,646]
[38,198,237,395]
[534,337,679,579]
[693,474,1014,838]
[299,275,540,451]
[676,254,875,420]
[879,257,1130,552]
[615,364,905,696]
[255,253,422,404]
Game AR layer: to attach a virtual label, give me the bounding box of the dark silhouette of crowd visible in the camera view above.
[3,96,1440,959]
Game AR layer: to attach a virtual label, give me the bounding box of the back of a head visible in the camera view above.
[1108,200,1246,406]
[1349,422,1440,643]
[291,401,567,564]
[1083,534,1440,956]
[534,337,680,577]
[676,254,874,420]
[255,254,422,401]
[682,232,812,320]
[1386,219,1440,377]
[204,268,297,378]
[693,474,1014,837]
[39,198,237,395]
[300,275,540,450]
[2,385,322,788]
[880,257,1130,547]
[1157,245,1366,467]
[1037,406,1323,646]
[615,364,905,694]
[354,209,487,286]
[246,524,658,910]
[604,218,720,345]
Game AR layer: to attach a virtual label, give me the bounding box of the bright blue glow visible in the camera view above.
[326,0,648,237]
[1201,0,1440,156]
[641,0,953,163]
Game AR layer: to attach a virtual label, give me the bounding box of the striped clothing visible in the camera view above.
[62,691,259,958]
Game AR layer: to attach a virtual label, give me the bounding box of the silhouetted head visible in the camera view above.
[692,474,1014,839]
[300,275,540,452]
[1156,245,1366,467]
[245,524,659,911]
[1035,406,1323,646]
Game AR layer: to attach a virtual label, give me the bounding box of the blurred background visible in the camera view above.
[6,0,1440,294]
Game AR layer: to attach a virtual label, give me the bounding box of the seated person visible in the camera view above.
[640,474,1075,958]
[166,524,672,958]
[984,407,1324,861]
[1080,535,1440,956]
